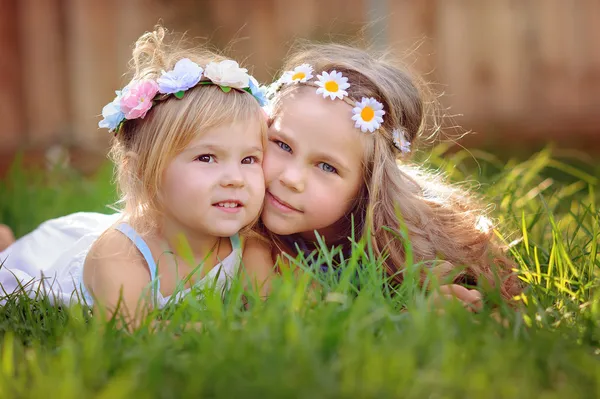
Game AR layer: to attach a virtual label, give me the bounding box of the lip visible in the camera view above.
[212,199,244,213]
[266,191,301,213]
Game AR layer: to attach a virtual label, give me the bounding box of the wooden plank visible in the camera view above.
[116,0,162,77]
[482,0,530,119]
[0,0,22,153]
[65,0,128,150]
[435,0,482,120]
[576,0,600,116]
[387,0,436,76]
[17,0,67,146]
[247,0,280,81]
[529,0,579,116]
[272,0,317,38]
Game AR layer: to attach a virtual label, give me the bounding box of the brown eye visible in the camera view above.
[196,155,215,163]
[241,156,259,165]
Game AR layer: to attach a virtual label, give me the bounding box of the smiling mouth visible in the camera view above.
[267,191,301,213]
[213,200,243,212]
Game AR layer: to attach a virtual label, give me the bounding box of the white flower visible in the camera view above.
[392,128,411,153]
[351,97,385,133]
[265,76,285,99]
[204,60,250,89]
[281,64,314,84]
[315,70,350,100]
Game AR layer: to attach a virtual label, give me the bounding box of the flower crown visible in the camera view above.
[99,58,268,134]
[267,63,411,154]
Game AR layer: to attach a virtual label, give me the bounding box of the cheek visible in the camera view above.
[161,164,181,199]
[247,167,266,194]
[262,149,281,184]
[309,176,361,213]
[163,164,208,202]
[244,168,266,216]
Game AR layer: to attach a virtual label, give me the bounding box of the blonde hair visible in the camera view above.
[109,26,267,234]
[271,42,521,301]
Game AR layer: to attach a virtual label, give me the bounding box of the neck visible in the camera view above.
[299,218,353,248]
[158,216,221,266]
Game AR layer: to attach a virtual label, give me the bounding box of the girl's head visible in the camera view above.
[262,43,521,299]
[102,27,267,237]
[263,43,422,242]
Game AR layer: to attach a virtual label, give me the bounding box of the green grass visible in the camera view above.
[0,146,598,398]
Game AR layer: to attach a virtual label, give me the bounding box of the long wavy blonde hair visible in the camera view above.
[270,42,521,300]
[109,26,267,235]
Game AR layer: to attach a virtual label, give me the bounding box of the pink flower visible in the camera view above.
[119,80,159,120]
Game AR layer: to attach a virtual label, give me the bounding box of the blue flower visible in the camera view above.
[98,93,125,132]
[157,58,204,95]
[248,76,269,107]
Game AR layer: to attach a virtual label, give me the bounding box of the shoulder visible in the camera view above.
[239,236,275,296]
[83,228,152,309]
[241,236,273,264]
[85,227,144,268]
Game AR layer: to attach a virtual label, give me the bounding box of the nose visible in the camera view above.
[279,163,305,193]
[220,163,245,188]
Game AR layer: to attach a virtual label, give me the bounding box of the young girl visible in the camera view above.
[244,42,521,305]
[0,27,268,324]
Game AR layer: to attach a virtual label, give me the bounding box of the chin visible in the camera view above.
[213,225,246,238]
[261,215,295,236]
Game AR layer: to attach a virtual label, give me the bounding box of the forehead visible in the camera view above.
[186,115,264,150]
[273,87,368,163]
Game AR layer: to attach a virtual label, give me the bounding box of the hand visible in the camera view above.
[429,284,483,313]
[0,224,15,251]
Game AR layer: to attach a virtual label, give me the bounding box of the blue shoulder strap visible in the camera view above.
[114,223,161,298]
[229,233,241,251]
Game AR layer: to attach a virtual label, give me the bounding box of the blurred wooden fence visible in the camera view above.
[1,0,599,173]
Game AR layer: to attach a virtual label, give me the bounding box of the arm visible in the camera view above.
[428,284,483,312]
[239,238,483,311]
[83,229,154,327]
[427,261,483,312]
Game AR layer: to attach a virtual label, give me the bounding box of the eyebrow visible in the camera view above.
[269,126,297,147]
[186,144,263,153]
[272,123,351,173]
[275,130,350,172]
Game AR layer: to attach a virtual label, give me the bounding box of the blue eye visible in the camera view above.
[275,140,292,153]
[318,162,337,174]
[196,155,215,163]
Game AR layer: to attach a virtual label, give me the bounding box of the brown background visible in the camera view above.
[1,0,599,174]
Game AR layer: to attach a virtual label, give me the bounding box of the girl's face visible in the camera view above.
[162,117,265,238]
[262,87,367,241]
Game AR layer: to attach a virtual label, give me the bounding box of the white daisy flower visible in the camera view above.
[392,128,411,153]
[351,97,385,133]
[281,64,314,84]
[315,70,350,100]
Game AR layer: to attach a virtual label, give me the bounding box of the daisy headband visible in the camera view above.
[268,63,411,154]
[99,58,268,134]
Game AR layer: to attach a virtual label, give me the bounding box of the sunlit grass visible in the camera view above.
[0,146,598,398]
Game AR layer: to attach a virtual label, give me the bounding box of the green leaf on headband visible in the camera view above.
[198,81,213,85]
[243,87,252,94]
[113,119,126,135]
[220,86,232,93]
[174,91,185,99]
